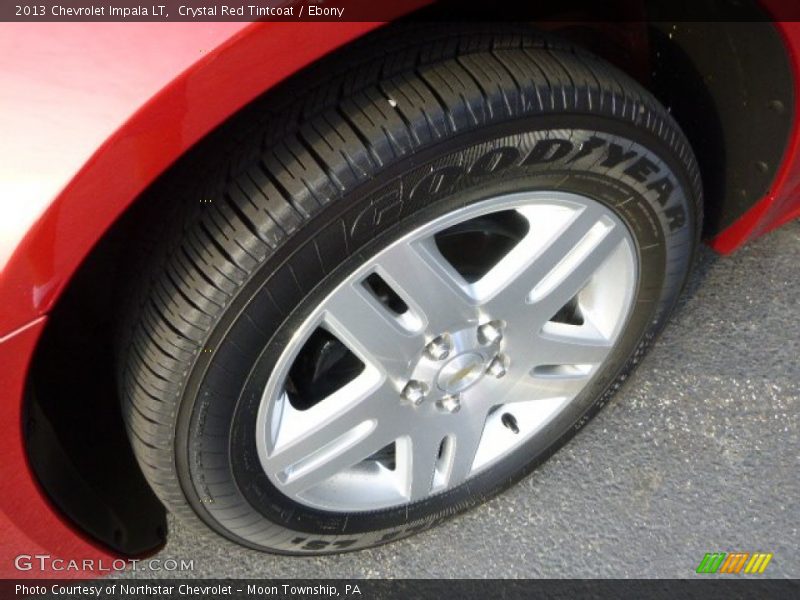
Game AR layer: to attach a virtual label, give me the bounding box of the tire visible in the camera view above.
[117,25,701,554]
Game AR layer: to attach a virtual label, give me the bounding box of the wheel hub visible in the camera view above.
[403,321,506,410]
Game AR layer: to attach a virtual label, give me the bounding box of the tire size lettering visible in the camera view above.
[290,537,358,551]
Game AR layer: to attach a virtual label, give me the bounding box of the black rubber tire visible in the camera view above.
[117,25,702,554]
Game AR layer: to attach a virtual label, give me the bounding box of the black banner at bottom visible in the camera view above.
[3,579,799,600]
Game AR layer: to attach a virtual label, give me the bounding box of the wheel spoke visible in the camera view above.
[266,381,400,495]
[278,428,394,497]
[406,430,445,501]
[508,319,613,368]
[530,370,593,399]
[375,238,476,332]
[446,409,489,487]
[486,205,625,328]
[497,367,593,404]
[535,329,611,365]
[536,335,609,366]
[529,223,626,322]
[323,279,422,376]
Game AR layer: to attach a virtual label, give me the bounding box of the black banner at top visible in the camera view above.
[3,0,800,22]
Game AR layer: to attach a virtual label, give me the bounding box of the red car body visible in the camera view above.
[1,4,798,577]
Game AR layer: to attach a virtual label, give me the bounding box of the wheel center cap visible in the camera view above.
[436,352,486,394]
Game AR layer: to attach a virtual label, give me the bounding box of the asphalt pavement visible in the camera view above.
[128,220,799,579]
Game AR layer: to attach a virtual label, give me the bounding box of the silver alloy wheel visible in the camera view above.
[255,191,637,512]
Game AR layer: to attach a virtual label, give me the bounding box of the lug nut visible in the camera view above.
[401,380,428,405]
[425,334,451,361]
[439,395,461,413]
[486,355,508,378]
[477,321,503,345]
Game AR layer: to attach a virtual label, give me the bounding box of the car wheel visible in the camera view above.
[118,27,701,553]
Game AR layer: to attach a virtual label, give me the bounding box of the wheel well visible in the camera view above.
[24,3,793,555]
